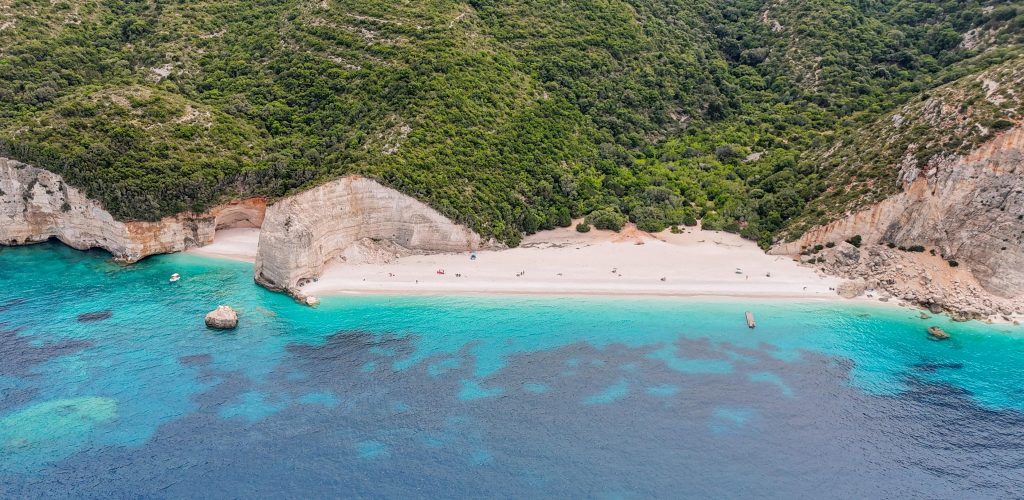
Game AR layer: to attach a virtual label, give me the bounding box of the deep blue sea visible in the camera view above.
[2,242,1024,498]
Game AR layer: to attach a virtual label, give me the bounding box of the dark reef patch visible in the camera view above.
[912,361,965,373]
[76,310,113,323]
[0,324,92,377]
[179,353,214,366]
[0,297,29,312]
[12,332,1022,498]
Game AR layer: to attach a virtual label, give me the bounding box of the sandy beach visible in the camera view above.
[187,227,260,262]
[189,223,842,299]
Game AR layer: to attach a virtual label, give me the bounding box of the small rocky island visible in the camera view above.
[927,326,950,341]
[205,305,238,330]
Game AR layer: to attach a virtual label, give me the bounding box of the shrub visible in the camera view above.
[585,208,627,231]
[825,242,835,248]
[632,206,667,233]
[553,207,572,228]
[637,219,667,232]
[715,144,741,163]
[739,47,769,66]
[670,225,683,234]
[846,235,863,248]
[991,119,1014,132]
[907,245,926,252]
[947,260,959,267]
[575,222,591,233]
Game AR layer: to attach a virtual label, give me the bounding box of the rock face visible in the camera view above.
[205,305,238,329]
[774,127,1024,300]
[0,157,266,261]
[255,176,492,297]
[3,159,491,301]
[801,242,1023,321]
[836,280,867,299]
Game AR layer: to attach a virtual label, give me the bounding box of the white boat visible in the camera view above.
[169,273,181,283]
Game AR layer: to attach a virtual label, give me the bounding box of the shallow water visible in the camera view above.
[1,242,1023,497]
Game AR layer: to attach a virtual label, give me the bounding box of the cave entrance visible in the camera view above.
[199,198,268,260]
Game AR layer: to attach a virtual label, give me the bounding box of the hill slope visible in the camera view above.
[1,0,1022,246]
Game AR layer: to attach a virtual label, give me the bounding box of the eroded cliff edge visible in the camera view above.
[2,158,492,299]
[772,128,1024,320]
[254,176,493,299]
[1,157,266,262]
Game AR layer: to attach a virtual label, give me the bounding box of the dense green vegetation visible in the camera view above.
[781,52,1024,239]
[1,0,1021,246]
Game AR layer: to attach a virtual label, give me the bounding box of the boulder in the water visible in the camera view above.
[205,305,238,330]
[293,293,320,307]
[927,326,950,340]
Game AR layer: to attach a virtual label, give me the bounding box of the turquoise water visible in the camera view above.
[2,241,1024,497]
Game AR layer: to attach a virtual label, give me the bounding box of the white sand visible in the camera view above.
[186,227,260,262]
[304,224,841,299]
[187,224,842,299]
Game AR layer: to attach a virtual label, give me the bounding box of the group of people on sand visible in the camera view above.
[373,250,808,290]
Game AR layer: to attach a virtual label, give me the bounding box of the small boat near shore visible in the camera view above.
[169,273,181,283]
[745,311,756,329]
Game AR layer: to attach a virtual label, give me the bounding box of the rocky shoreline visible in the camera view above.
[0,157,266,262]
[3,155,1021,320]
[1,156,492,302]
[802,242,1023,323]
[771,126,1023,324]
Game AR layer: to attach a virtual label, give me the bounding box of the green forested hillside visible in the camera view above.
[1,0,1021,245]
[781,52,1024,240]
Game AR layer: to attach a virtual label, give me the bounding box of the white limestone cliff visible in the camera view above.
[254,176,493,298]
[2,158,491,300]
[773,127,1024,311]
[0,157,265,261]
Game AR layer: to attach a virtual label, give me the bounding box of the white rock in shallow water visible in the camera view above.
[305,296,320,307]
[205,305,238,329]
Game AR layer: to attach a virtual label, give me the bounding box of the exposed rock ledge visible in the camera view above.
[0,157,266,262]
[803,242,1022,322]
[772,127,1024,319]
[254,176,496,299]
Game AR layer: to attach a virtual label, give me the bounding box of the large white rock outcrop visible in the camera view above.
[204,305,239,329]
[773,127,1024,298]
[254,176,489,296]
[0,157,265,261]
